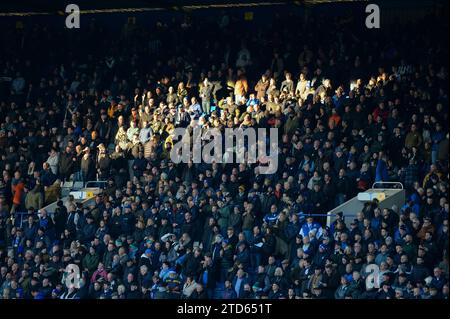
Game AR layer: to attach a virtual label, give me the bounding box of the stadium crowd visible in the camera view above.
[0,8,448,299]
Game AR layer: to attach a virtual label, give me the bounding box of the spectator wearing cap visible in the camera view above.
[218,239,234,282]
[139,248,153,270]
[312,244,329,269]
[235,239,250,266]
[376,282,395,299]
[394,224,408,245]
[79,213,96,245]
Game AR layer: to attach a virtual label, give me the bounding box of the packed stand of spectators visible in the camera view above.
[0,9,448,299]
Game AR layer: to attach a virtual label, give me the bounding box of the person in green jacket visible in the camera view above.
[83,246,100,274]
[402,234,417,263]
[217,199,232,232]
[25,184,44,210]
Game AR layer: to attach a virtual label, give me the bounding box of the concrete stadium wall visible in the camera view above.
[327,188,406,228]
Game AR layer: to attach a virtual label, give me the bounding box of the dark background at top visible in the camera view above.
[0,0,448,30]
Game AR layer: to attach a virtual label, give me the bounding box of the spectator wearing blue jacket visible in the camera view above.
[222,280,237,299]
[375,157,389,182]
[299,216,323,239]
[232,269,249,298]
[431,123,445,164]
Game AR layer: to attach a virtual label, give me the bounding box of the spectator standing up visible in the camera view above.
[255,74,269,100]
[234,71,248,104]
[200,78,213,115]
[81,148,95,185]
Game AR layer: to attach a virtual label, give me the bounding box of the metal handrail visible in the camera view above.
[298,213,341,217]
[371,181,404,189]
[265,212,346,226]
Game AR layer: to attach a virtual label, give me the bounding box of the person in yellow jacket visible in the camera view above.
[422,164,442,188]
[234,71,248,104]
[25,183,44,210]
[107,100,118,118]
[45,180,61,206]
